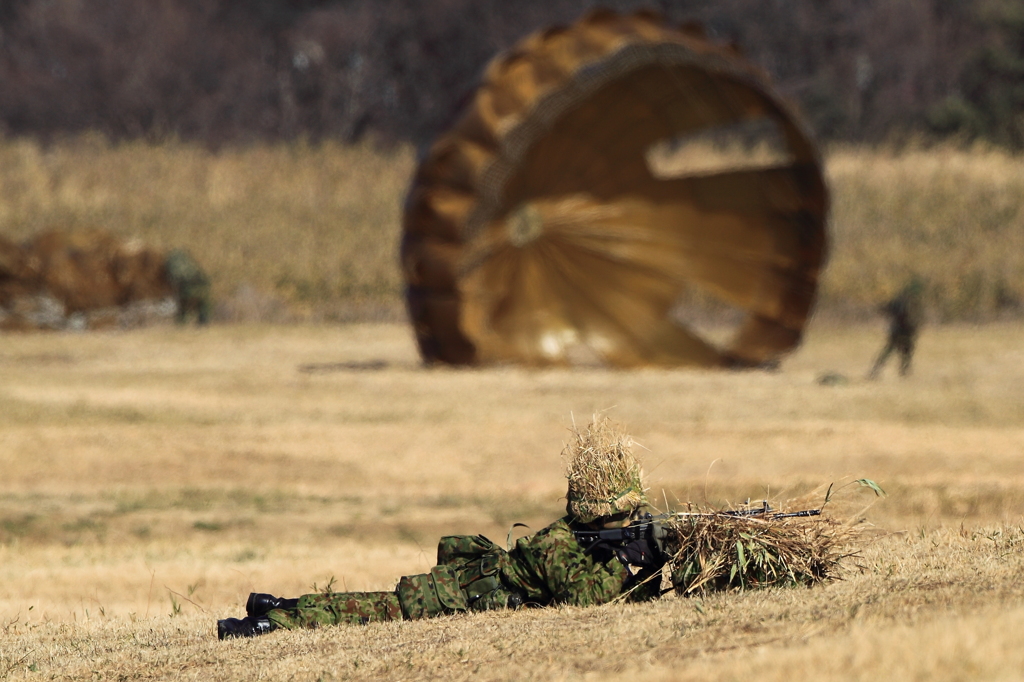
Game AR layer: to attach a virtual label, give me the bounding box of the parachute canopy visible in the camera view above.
[402,10,828,367]
[0,228,174,331]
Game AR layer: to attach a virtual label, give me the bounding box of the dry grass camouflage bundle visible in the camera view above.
[563,416,648,523]
[662,493,874,595]
[664,510,857,594]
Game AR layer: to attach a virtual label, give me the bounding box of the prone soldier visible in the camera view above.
[217,420,664,639]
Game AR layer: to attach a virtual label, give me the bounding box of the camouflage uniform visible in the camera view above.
[164,249,211,325]
[265,516,660,630]
[869,281,924,378]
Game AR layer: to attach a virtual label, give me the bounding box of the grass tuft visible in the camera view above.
[663,507,861,595]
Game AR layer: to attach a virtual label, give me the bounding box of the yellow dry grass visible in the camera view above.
[2,136,1022,322]
[824,143,1024,319]
[0,136,414,321]
[1,321,1024,680]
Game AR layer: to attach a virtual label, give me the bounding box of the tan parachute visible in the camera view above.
[401,9,828,367]
[0,228,174,330]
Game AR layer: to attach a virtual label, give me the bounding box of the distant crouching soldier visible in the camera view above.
[164,249,211,325]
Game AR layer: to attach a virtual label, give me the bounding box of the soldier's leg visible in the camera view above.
[264,566,468,630]
[868,338,895,379]
[174,293,188,325]
[196,294,211,325]
[186,282,211,325]
[897,336,915,376]
[265,591,403,630]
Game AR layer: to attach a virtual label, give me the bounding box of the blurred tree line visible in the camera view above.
[0,0,1022,148]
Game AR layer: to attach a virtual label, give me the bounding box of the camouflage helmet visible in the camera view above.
[563,416,648,524]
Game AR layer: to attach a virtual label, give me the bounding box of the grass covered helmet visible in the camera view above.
[563,416,648,524]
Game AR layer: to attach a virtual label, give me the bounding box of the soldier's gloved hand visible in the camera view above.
[617,537,660,568]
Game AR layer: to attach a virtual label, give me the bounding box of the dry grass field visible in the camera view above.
[2,135,1023,678]
[2,320,1024,680]
[824,144,1024,320]
[2,136,1023,322]
[0,136,413,322]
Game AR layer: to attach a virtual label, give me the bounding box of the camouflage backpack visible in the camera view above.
[438,534,523,611]
[395,534,521,619]
[164,249,208,289]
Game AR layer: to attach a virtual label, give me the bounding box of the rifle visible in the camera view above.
[572,502,822,558]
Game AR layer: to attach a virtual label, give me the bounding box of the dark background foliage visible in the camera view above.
[1,0,1021,148]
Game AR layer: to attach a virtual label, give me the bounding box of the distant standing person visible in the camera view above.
[868,279,924,378]
[164,249,211,325]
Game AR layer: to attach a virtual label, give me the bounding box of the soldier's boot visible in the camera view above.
[217,616,276,640]
[246,592,299,618]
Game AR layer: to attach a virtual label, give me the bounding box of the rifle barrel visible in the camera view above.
[663,508,822,520]
[572,508,823,549]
